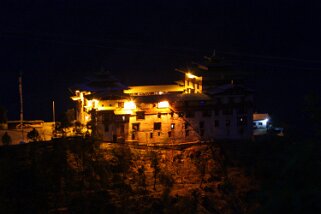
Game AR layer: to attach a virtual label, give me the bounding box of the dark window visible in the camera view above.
[154,122,161,130]
[202,111,211,117]
[168,131,171,137]
[237,106,245,114]
[199,121,204,129]
[186,111,195,118]
[171,123,175,129]
[136,111,145,120]
[258,122,263,126]
[214,109,219,116]
[185,130,190,136]
[132,123,140,131]
[226,120,231,127]
[131,133,135,140]
[222,108,232,115]
[158,113,161,118]
[170,112,174,118]
[214,120,219,127]
[104,123,109,132]
[158,132,161,136]
[150,133,153,138]
[185,122,190,129]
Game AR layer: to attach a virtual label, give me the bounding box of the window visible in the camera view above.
[158,113,161,118]
[132,123,140,131]
[131,133,135,140]
[158,132,161,136]
[104,123,109,132]
[154,122,161,130]
[185,122,190,129]
[226,120,231,127]
[214,120,219,127]
[202,111,211,117]
[171,123,175,129]
[118,102,124,108]
[214,109,219,116]
[222,108,232,115]
[168,131,172,137]
[186,111,195,118]
[185,130,190,136]
[150,133,153,138]
[199,121,204,129]
[136,111,145,120]
[170,112,174,118]
[258,122,263,126]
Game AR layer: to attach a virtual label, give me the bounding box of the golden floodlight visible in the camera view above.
[186,72,196,79]
[158,101,170,108]
[124,100,136,110]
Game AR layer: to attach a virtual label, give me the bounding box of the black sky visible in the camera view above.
[0,0,320,130]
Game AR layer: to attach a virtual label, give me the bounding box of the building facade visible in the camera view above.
[71,71,253,143]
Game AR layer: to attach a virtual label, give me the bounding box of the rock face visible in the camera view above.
[0,139,257,213]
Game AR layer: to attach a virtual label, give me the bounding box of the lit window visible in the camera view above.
[132,123,140,131]
[124,101,136,110]
[171,123,175,129]
[158,101,169,108]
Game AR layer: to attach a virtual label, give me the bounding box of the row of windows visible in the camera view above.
[135,110,247,120]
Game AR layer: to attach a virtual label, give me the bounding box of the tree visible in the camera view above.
[150,151,160,190]
[27,128,40,142]
[2,132,11,145]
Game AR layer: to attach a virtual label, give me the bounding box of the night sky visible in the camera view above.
[1,0,320,134]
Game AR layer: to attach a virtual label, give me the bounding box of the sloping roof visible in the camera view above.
[124,85,184,94]
[253,113,270,121]
[134,94,179,103]
[176,93,211,101]
[206,84,253,96]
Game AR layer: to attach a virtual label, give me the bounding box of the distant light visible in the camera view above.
[158,101,170,108]
[124,100,136,110]
[186,72,196,79]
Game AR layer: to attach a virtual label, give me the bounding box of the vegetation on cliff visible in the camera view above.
[0,136,320,213]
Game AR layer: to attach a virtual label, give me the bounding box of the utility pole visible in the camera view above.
[19,73,24,143]
[52,100,56,130]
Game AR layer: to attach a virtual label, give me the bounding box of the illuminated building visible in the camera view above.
[71,69,253,143]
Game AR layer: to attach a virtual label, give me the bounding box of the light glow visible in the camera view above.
[124,101,136,110]
[186,72,196,79]
[158,101,170,108]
